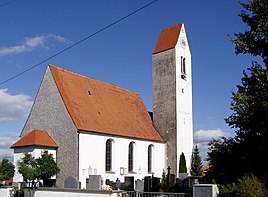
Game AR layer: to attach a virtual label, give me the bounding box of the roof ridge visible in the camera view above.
[48,64,139,96]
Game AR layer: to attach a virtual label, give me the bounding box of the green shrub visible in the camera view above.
[220,174,266,197]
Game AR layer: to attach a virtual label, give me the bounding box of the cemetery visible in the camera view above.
[0,166,219,197]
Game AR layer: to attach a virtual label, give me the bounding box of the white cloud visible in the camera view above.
[47,34,67,43]
[0,132,19,162]
[0,149,14,162]
[0,89,32,121]
[24,36,45,48]
[194,128,231,142]
[0,139,14,148]
[0,134,18,149]
[194,128,232,165]
[0,34,68,56]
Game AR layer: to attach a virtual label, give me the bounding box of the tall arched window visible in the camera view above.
[128,142,134,172]
[106,139,112,171]
[148,144,154,173]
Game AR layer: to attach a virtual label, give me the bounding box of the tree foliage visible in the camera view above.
[230,0,268,67]
[36,152,60,182]
[206,0,268,186]
[190,144,203,176]
[226,64,268,138]
[160,169,168,192]
[205,137,243,185]
[179,152,187,173]
[0,159,15,181]
[17,152,60,186]
[17,153,37,183]
[206,61,268,185]
[220,174,266,197]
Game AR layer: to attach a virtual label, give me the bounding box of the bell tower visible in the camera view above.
[152,23,193,176]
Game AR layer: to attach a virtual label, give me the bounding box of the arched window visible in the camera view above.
[148,144,154,173]
[106,139,112,171]
[128,142,134,172]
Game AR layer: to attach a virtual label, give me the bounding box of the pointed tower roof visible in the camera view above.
[48,64,164,142]
[153,23,183,54]
[11,130,57,148]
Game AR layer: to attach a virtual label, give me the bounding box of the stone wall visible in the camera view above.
[21,67,79,188]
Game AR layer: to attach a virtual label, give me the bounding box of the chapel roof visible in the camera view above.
[11,130,57,148]
[49,64,164,142]
[153,23,183,54]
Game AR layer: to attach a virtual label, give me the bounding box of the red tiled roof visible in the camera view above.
[0,177,13,184]
[153,23,183,54]
[49,64,164,142]
[11,130,57,148]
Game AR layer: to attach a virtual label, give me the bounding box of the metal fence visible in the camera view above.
[14,187,192,197]
[114,191,191,197]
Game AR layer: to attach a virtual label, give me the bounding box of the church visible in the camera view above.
[11,22,193,189]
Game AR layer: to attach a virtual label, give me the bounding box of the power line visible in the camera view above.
[0,0,159,86]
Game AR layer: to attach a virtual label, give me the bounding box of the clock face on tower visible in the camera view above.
[180,37,186,49]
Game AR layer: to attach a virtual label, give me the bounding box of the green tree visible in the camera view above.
[179,152,187,173]
[205,137,242,185]
[230,0,268,67]
[206,66,268,185]
[0,159,15,181]
[17,153,38,186]
[190,144,203,176]
[160,169,168,192]
[206,0,268,186]
[17,152,60,187]
[36,152,60,184]
[220,174,266,197]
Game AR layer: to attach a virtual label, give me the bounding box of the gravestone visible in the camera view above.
[116,178,124,190]
[43,179,56,187]
[64,176,77,188]
[144,176,152,192]
[86,175,102,190]
[151,177,160,192]
[168,174,176,187]
[166,166,176,187]
[124,176,134,191]
[135,179,144,191]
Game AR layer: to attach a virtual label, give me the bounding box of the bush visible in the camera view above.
[220,174,266,197]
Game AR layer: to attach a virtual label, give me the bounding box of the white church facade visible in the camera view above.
[11,22,193,189]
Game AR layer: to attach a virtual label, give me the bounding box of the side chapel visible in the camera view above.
[11,22,193,189]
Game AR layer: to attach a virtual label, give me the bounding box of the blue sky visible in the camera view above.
[0,0,256,164]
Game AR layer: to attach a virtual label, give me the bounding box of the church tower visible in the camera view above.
[152,23,193,176]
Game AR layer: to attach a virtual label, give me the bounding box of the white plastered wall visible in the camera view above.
[78,132,165,189]
[13,147,57,183]
[175,23,193,173]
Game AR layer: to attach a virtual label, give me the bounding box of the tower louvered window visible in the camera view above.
[181,56,186,79]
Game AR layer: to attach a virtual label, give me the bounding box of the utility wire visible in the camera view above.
[0,0,159,86]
